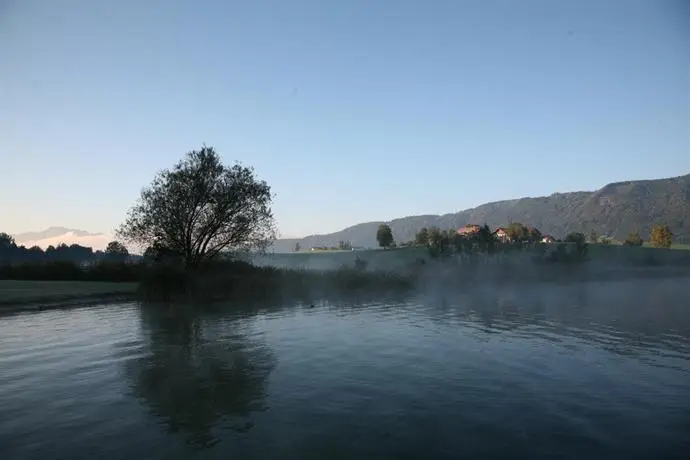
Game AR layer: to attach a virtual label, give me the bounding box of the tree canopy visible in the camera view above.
[649,224,673,248]
[0,232,16,249]
[105,241,130,261]
[426,227,449,256]
[476,224,498,252]
[505,223,530,242]
[414,227,429,246]
[117,146,276,267]
[564,232,586,245]
[376,224,394,249]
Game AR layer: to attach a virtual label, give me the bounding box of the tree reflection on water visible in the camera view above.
[125,304,275,449]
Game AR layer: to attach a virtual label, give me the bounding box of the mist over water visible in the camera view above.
[1,275,689,459]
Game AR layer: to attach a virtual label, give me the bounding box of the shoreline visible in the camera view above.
[0,293,138,315]
[0,280,138,315]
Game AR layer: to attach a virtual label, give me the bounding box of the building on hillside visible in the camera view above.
[494,227,510,242]
[457,224,481,237]
[541,235,555,244]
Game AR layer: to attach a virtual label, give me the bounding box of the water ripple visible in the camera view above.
[1,278,690,459]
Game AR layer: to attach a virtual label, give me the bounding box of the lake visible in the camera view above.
[1,277,689,459]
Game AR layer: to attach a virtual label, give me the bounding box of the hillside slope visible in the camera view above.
[272,174,690,252]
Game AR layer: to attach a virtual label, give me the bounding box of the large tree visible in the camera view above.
[376,224,394,249]
[118,146,276,267]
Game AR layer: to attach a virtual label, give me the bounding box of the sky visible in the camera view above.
[1,0,689,239]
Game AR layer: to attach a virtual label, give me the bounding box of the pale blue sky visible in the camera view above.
[2,0,689,238]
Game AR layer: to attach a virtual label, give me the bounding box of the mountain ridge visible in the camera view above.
[271,173,690,252]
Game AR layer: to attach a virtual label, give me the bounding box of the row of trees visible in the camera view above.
[588,224,673,248]
[374,222,542,256]
[376,222,548,252]
[424,225,559,257]
[0,233,130,265]
[495,223,545,243]
[410,225,589,261]
[375,221,593,262]
[376,222,675,252]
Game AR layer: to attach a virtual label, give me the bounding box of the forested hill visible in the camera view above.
[271,173,690,252]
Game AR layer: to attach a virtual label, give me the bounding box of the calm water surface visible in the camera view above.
[1,277,690,459]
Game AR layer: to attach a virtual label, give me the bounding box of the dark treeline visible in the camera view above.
[0,233,131,265]
[0,233,138,281]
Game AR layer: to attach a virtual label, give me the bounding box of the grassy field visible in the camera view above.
[640,243,690,250]
[0,280,138,307]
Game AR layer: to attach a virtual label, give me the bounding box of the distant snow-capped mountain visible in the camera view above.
[13,227,113,251]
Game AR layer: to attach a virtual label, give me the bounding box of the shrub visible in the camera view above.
[650,224,673,249]
[623,231,644,247]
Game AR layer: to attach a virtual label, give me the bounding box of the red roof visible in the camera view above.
[457,224,481,235]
